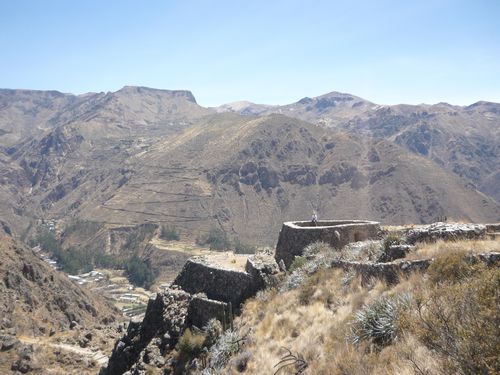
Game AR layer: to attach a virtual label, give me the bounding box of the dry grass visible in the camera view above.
[217,241,500,374]
[229,269,427,375]
[405,238,500,260]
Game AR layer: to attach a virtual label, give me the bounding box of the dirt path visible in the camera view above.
[18,336,109,366]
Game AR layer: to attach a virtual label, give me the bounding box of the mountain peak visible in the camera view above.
[116,86,197,103]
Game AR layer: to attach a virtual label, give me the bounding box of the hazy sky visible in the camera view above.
[1,0,499,106]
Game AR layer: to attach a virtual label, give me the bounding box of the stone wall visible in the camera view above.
[275,220,381,267]
[186,295,230,330]
[405,222,487,244]
[173,254,280,308]
[329,252,500,284]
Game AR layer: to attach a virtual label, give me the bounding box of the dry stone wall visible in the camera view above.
[173,257,257,307]
[405,222,487,244]
[275,220,381,267]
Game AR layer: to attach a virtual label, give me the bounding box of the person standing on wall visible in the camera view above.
[311,211,318,226]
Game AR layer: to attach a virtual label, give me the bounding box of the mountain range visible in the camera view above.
[0,86,498,245]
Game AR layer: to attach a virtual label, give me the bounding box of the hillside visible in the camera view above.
[0,86,498,246]
[68,113,498,245]
[220,93,500,202]
[0,225,123,374]
[0,225,117,335]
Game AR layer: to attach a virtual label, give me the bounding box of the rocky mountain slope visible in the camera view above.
[0,224,124,374]
[0,87,498,246]
[220,92,500,202]
[0,225,117,335]
[26,112,496,245]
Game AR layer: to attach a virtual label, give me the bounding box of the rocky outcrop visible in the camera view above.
[275,220,381,267]
[406,222,487,244]
[105,288,191,375]
[245,253,282,290]
[104,253,280,374]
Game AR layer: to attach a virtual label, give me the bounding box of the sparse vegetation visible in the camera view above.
[212,238,500,374]
[233,239,256,254]
[197,228,256,254]
[288,256,307,273]
[411,264,500,374]
[177,328,206,356]
[197,227,231,251]
[383,234,404,252]
[160,225,180,241]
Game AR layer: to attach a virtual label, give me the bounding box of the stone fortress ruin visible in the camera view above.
[275,220,381,267]
[104,219,499,374]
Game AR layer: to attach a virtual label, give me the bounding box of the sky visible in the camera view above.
[1,0,499,107]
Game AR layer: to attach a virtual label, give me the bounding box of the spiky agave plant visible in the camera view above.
[349,292,412,346]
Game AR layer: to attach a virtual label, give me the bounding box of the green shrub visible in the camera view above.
[288,256,307,273]
[37,229,92,274]
[177,328,206,356]
[160,225,180,241]
[349,293,412,346]
[123,255,155,288]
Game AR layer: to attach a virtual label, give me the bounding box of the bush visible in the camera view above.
[160,225,180,241]
[198,228,231,251]
[427,250,479,284]
[206,329,241,371]
[288,256,307,273]
[349,293,412,346]
[203,318,223,347]
[177,328,206,356]
[412,267,500,374]
[303,241,332,258]
[123,255,155,288]
[383,234,403,252]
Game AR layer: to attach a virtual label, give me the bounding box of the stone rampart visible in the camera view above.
[173,254,280,308]
[186,295,230,329]
[275,220,381,267]
[405,222,487,244]
[330,252,500,284]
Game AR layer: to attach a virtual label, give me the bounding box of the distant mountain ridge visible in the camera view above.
[0,86,498,244]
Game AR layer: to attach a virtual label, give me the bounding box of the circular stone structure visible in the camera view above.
[275,220,381,267]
